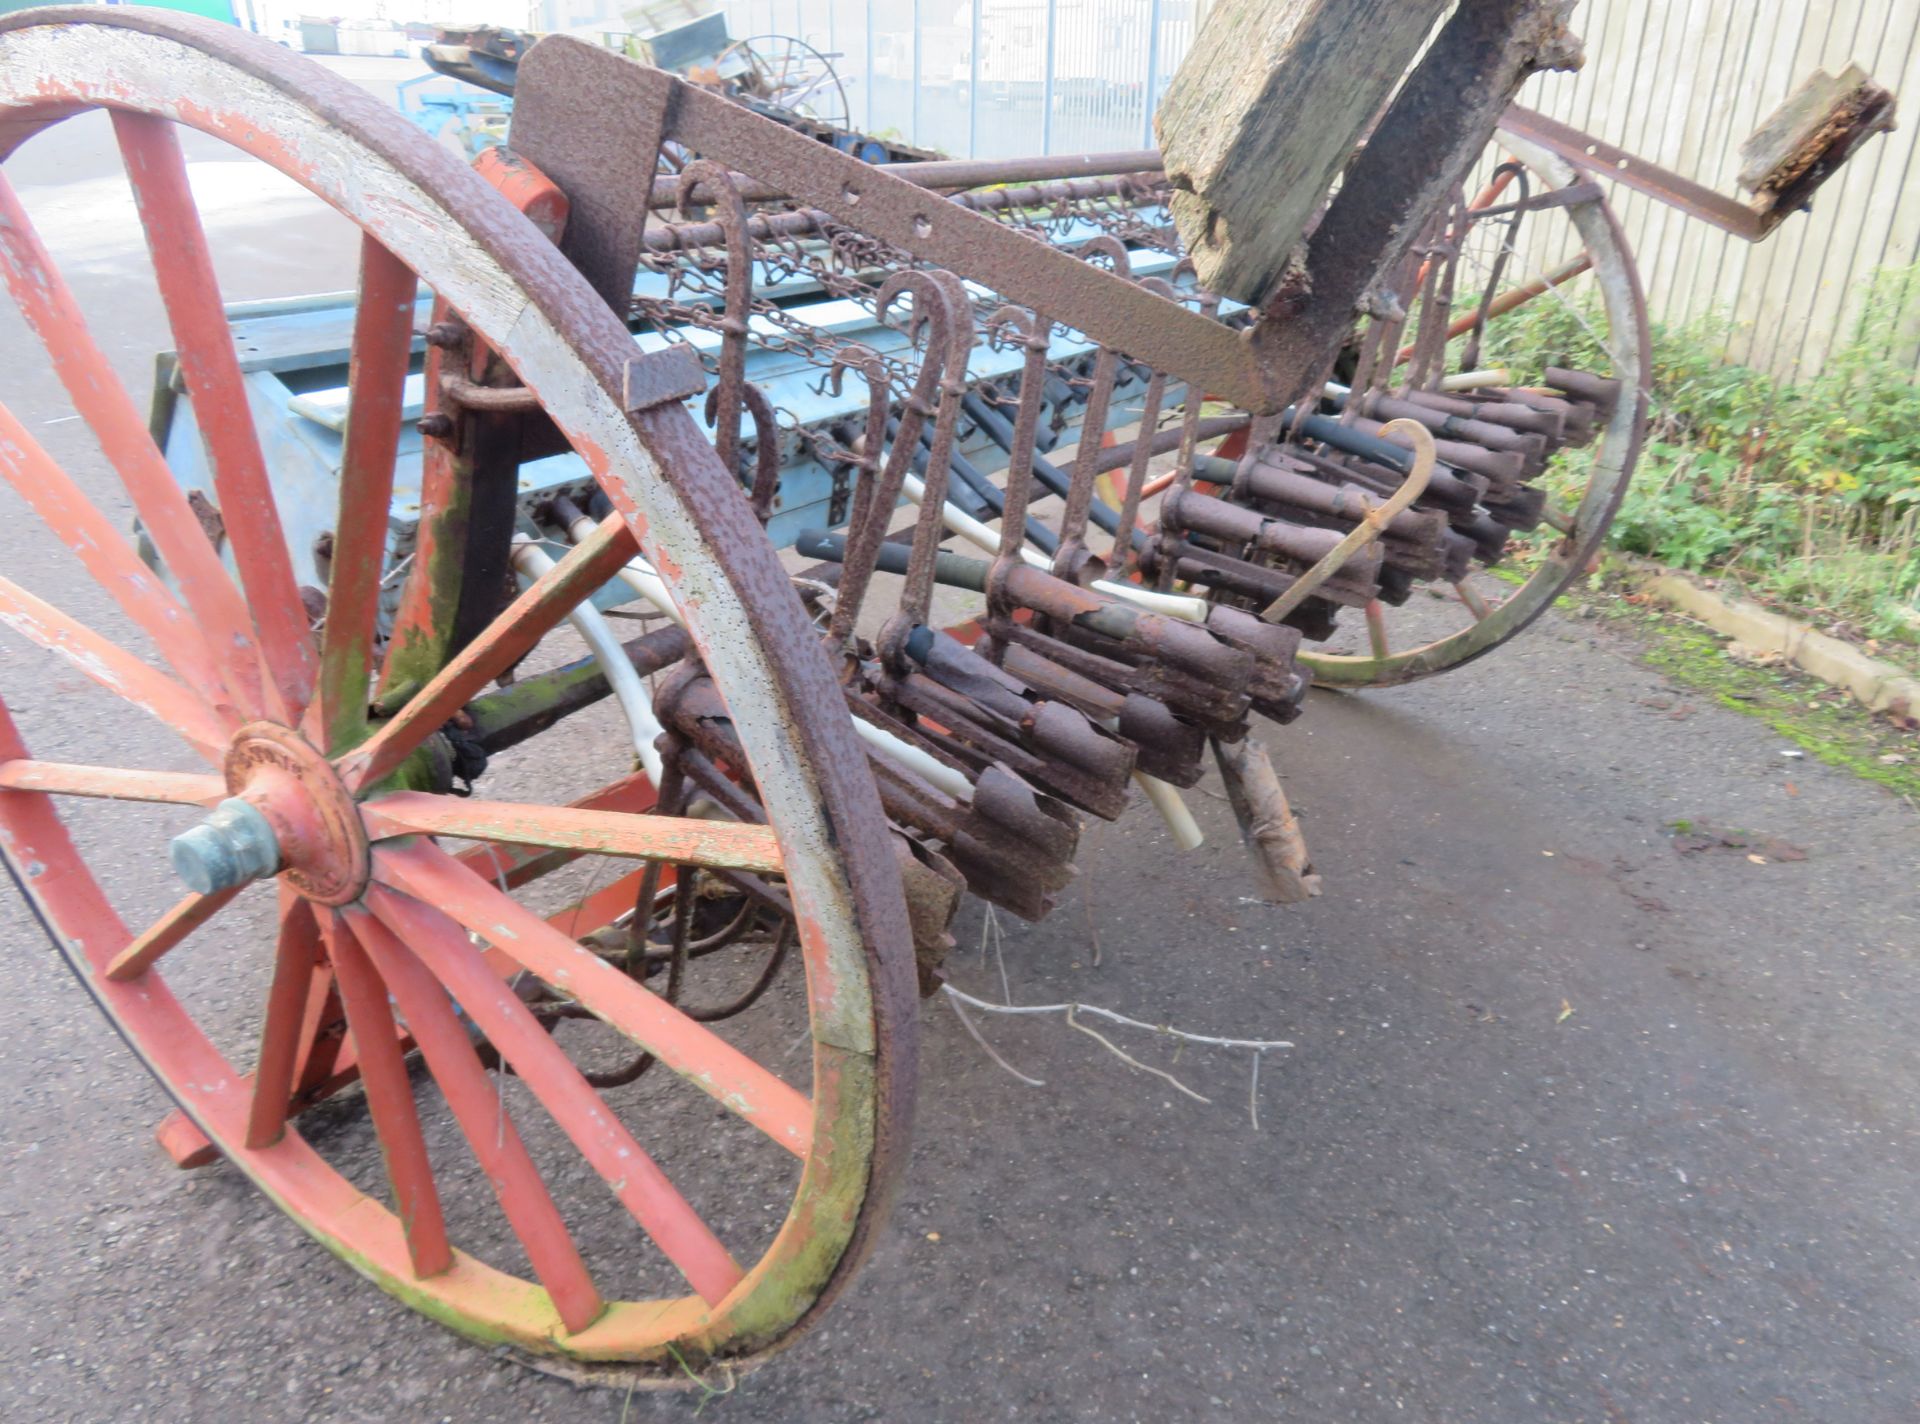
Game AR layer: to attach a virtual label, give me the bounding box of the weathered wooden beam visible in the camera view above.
[1156,0,1453,308]
[1738,63,1896,210]
[1245,0,1582,412]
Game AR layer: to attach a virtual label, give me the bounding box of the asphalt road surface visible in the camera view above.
[2,53,1918,1424]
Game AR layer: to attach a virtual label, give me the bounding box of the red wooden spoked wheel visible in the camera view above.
[0,8,914,1370]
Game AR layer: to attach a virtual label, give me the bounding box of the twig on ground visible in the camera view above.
[981,903,1012,1001]
[1083,825,1104,967]
[940,983,1293,1125]
[946,991,1046,1087]
[1067,1005,1210,1102]
[942,985,1294,1052]
[665,1345,737,1414]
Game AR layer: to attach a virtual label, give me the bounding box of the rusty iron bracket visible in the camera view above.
[622,345,708,413]
[1500,105,1769,240]
[509,36,1263,408]
[1500,76,1896,242]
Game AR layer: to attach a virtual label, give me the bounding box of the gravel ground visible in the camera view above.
[1,51,1917,1424]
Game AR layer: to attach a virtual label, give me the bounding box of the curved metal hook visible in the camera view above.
[675,159,754,479]
[825,343,893,556]
[825,341,887,398]
[984,302,1049,352]
[918,269,977,379]
[1079,233,1132,280]
[700,379,784,525]
[1259,420,1438,625]
[875,268,950,361]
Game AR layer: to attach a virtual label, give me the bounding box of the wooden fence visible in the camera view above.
[1514,0,1920,378]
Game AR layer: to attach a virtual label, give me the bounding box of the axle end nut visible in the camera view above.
[169,797,282,895]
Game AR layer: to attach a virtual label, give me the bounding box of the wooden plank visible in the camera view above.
[1739,63,1890,191]
[1155,0,1454,306]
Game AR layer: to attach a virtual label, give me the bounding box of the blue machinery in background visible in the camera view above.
[148,216,1185,636]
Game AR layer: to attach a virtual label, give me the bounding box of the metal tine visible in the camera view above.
[1156,277,1218,593]
[823,344,891,647]
[1419,188,1471,393]
[675,159,753,481]
[1459,162,1530,373]
[828,272,952,647]
[1347,240,1423,425]
[1110,275,1179,561]
[1401,192,1466,396]
[980,305,1051,658]
[1052,234,1131,585]
[624,733,690,978]
[894,270,976,640]
[829,346,890,538]
[739,381,783,523]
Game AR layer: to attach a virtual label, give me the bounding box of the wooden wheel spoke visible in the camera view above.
[366,883,746,1307]
[1540,500,1576,535]
[316,237,419,753]
[0,759,223,806]
[244,890,323,1148]
[102,884,244,983]
[0,575,233,759]
[1454,580,1494,622]
[362,792,784,875]
[0,399,236,707]
[113,111,317,723]
[0,172,271,720]
[374,840,813,1159]
[335,514,638,793]
[318,909,454,1279]
[1364,598,1391,661]
[341,907,605,1333]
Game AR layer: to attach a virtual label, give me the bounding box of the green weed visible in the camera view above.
[1478,262,1920,653]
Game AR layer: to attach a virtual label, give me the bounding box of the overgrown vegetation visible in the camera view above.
[1478,262,1920,653]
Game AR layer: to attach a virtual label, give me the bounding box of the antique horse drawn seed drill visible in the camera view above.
[0,1,1892,1375]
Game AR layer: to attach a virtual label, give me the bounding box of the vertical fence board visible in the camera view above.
[701,0,1914,378]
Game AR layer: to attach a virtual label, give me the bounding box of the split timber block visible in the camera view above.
[1155,0,1452,308]
[1739,64,1898,199]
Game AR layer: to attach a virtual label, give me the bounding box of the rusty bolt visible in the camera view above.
[423,320,468,348]
[418,412,455,439]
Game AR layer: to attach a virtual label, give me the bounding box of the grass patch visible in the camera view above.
[1571,583,1920,802]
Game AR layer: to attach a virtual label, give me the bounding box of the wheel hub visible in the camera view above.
[168,723,368,904]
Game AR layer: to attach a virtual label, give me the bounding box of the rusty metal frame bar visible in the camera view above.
[1499,105,1771,241]
[509,17,1576,416]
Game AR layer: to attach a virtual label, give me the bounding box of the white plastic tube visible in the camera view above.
[510,539,666,783]
[898,472,1210,623]
[1134,768,1205,850]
